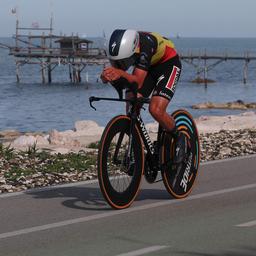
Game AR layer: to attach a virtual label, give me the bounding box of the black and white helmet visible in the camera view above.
[107,29,139,70]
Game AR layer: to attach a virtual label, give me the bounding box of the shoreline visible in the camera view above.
[0,112,256,194]
[1,111,256,153]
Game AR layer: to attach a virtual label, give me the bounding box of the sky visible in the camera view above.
[0,0,256,38]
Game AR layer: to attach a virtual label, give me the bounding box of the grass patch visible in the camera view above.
[0,143,97,183]
[87,141,100,149]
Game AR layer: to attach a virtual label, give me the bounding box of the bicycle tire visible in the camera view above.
[98,115,144,209]
[161,109,200,199]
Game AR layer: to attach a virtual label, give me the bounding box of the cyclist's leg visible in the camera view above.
[149,96,176,131]
[148,55,181,133]
[148,56,185,163]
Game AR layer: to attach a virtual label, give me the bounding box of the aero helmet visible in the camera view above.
[107,29,139,70]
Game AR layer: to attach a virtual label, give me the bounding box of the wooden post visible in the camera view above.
[47,58,52,83]
[73,66,77,83]
[28,32,31,54]
[243,59,249,84]
[41,60,46,84]
[204,49,208,86]
[204,65,208,86]
[78,66,81,83]
[15,19,19,49]
[68,60,73,83]
[86,72,89,83]
[15,59,20,83]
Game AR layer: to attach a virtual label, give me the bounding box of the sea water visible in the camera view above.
[0,37,256,132]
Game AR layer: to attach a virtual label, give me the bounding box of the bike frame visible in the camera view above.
[89,95,163,171]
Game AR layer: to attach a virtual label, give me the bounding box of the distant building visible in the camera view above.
[55,37,93,54]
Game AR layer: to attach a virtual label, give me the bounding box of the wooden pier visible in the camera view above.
[180,50,256,84]
[1,19,256,84]
[7,18,108,84]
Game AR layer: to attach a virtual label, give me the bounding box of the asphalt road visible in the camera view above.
[0,155,256,256]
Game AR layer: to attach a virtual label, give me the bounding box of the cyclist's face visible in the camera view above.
[110,54,138,71]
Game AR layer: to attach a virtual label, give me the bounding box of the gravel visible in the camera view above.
[0,129,255,194]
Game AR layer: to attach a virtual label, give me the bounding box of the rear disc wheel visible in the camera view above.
[161,110,200,198]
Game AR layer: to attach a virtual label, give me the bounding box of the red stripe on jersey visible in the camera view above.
[160,46,177,64]
[166,66,179,91]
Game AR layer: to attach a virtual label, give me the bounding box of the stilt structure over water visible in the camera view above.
[180,50,256,85]
[8,18,108,83]
[2,20,256,84]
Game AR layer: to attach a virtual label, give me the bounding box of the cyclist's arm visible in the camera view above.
[117,67,147,89]
[102,66,147,89]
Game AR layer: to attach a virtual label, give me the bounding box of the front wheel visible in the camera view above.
[161,109,200,199]
[98,115,144,209]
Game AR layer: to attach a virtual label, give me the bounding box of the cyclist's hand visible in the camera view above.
[102,67,122,82]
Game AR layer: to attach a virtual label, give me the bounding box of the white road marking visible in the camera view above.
[0,183,256,240]
[115,245,168,256]
[201,154,256,165]
[236,220,256,227]
[0,154,255,199]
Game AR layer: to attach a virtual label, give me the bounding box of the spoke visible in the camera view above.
[105,130,136,193]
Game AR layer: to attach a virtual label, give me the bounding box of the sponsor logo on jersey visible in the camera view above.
[156,75,165,86]
[159,91,171,100]
[165,66,180,93]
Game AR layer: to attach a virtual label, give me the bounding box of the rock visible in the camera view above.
[0,178,6,185]
[227,101,247,110]
[74,120,104,136]
[59,130,76,137]
[49,129,80,147]
[12,135,37,147]
[220,147,232,156]
[11,135,49,147]
[196,112,256,134]
[240,111,255,116]
[32,173,43,179]
[191,77,215,83]
[197,116,209,121]
[0,184,14,191]
[192,100,256,110]
[247,103,256,108]
[35,135,50,145]
[0,130,21,138]
[51,147,71,154]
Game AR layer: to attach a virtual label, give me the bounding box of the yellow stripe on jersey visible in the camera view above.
[150,32,175,65]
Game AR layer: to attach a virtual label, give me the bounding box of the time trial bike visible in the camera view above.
[89,82,200,209]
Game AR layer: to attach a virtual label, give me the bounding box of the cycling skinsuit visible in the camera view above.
[135,32,182,101]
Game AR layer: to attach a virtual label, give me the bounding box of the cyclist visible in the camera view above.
[101,29,186,163]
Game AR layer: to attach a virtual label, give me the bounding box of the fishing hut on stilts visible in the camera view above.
[8,17,108,84]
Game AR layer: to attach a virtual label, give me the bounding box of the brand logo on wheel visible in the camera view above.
[180,152,192,192]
